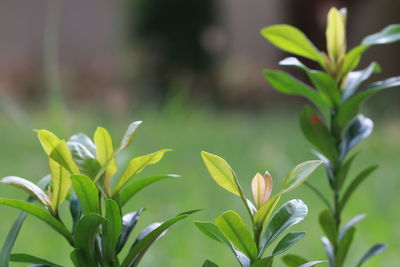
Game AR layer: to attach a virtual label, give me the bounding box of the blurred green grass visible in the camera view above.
[0,106,399,267]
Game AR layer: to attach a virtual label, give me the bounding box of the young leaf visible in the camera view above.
[336,227,355,266]
[326,7,346,61]
[339,214,366,241]
[282,254,308,267]
[200,151,241,196]
[75,213,107,265]
[1,176,50,208]
[342,45,369,76]
[254,195,281,229]
[271,232,305,256]
[215,211,257,261]
[70,175,99,215]
[203,259,220,267]
[0,198,73,245]
[260,24,324,64]
[49,158,71,210]
[251,172,273,209]
[10,253,61,266]
[356,243,387,267]
[94,127,118,179]
[263,70,328,114]
[119,174,181,207]
[116,210,142,254]
[114,149,171,193]
[118,121,142,152]
[260,200,308,253]
[67,141,101,179]
[340,165,378,210]
[319,209,337,246]
[278,160,323,195]
[35,129,61,155]
[103,199,122,261]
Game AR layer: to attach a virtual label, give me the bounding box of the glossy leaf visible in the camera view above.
[70,175,99,215]
[67,141,100,179]
[118,121,142,152]
[272,232,305,256]
[321,237,335,267]
[260,200,308,253]
[362,24,400,45]
[201,151,241,196]
[340,165,378,210]
[116,210,142,253]
[94,127,117,178]
[119,174,180,207]
[49,140,80,175]
[69,192,82,234]
[215,211,257,260]
[278,160,322,195]
[10,253,61,266]
[263,70,328,114]
[103,199,122,260]
[319,210,337,246]
[336,227,355,266]
[254,195,281,229]
[69,133,96,156]
[300,106,338,162]
[0,198,73,245]
[261,24,324,64]
[75,213,107,265]
[49,158,71,210]
[326,7,346,60]
[299,262,326,267]
[35,129,61,156]
[356,243,387,267]
[282,254,308,267]
[251,172,273,209]
[114,149,171,193]
[203,259,219,267]
[339,214,366,241]
[1,176,50,208]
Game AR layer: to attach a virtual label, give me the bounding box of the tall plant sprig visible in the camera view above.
[196,151,323,267]
[0,121,197,267]
[261,7,400,267]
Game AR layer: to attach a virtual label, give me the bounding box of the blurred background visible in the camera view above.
[0,0,399,266]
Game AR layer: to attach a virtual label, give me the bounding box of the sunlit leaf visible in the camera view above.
[49,158,71,210]
[94,127,118,180]
[118,121,142,152]
[326,7,346,61]
[254,195,281,229]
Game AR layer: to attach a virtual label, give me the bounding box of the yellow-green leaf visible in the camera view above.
[113,149,171,193]
[35,129,61,156]
[50,141,80,174]
[326,7,346,60]
[49,158,71,211]
[201,151,240,196]
[94,127,118,178]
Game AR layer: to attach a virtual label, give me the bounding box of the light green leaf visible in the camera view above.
[282,254,308,267]
[10,253,61,266]
[1,176,50,208]
[254,195,281,229]
[342,45,369,76]
[114,149,171,194]
[94,127,117,179]
[261,24,324,64]
[119,174,181,207]
[319,209,337,246]
[194,221,229,245]
[215,210,257,261]
[50,140,80,174]
[49,158,71,210]
[326,7,346,60]
[70,175,99,215]
[35,129,61,156]
[203,259,219,267]
[118,121,142,152]
[251,257,273,267]
[0,198,73,245]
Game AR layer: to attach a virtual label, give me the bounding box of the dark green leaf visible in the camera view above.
[362,24,400,45]
[68,141,101,179]
[69,192,82,234]
[10,253,61,266]
[356,243,387,267]
[321,237,335,266]
[251,257,273,267]
[340,165,378,210]
[215,211,257,261]
[116,210,142,254]
[336,227,355,266]
[272,232,305,256]
[70,249,88,267]
[319,210,337,246]
[0,198,73,245]
[203,259,219,267]
[264,70,328,114]
[339,214,366,241]
[70,174,99,215]
[282,254,308,267]
[335,153,359,190]
[260,200,308,253]
[103,199,122,261]
[119,174,181,207]
[118,121,142,152]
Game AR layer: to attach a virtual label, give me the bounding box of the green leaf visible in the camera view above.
[0,198,73,245]
[70,175,99,215]
[114,149,171,193]
[203,259,220,267]
[70,249,88,267]
[1,176,50,208]
[69,133,96,156]
[356,243,387,267]
[362,24,400,46]
[94,127,118,179]
[200,151,241,196]
[335,152,359,189]
[75,213,107,265]
[103,199,122,261]
[49,140,80,174]
[215,211,257,261]
[260,24,324,64]
[49,158,71,210]
[278,160,323,195]
[282,254,308,267]
[326,7,346,60]
[118,121,142,152]
[119,174,180,207]
[263,70,328,115]
[339,214,366,241]
[116,210,142,254]
[121,213,192,267]
[35,129,61,156]
[10,253,61,266]
[319,210,337,246]
[272,232,305,256]
[251,257,273,267]
[194,221,228,244]
[340,165,378,210]
[260,199,308,253]
[254,195,281,229]
[69,192,82,234]
[300,105,338,162]
[68,141,101,179]
[336,227,355,266]
[342,45,369,76]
